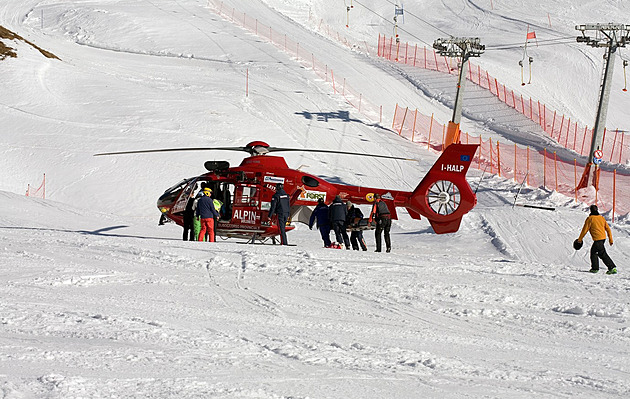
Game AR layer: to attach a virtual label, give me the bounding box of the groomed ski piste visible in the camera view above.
[1,1,629,398]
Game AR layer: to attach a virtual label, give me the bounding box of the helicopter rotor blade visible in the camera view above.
[94,147,248,156]
[266,147,418,161]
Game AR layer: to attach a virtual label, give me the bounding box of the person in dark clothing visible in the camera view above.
[577,204,617,274]
[182,193,197,241]
[368,193,391,253]
[346,201,367,251]
[268,183,291,245]
[196,187,219,242]
[309,198,332,248]
[329,195,350,249]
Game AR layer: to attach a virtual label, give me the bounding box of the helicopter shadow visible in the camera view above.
[295,110,363,123]
[0,225,180,241]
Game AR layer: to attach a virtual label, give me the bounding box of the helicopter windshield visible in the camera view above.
[158,177,196,205]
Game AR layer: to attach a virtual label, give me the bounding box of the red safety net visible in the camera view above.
[378,35,630,166]
[25,174,46,199]
[392,104,630,217]
[210,0,382,124]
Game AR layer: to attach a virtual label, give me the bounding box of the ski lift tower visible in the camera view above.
[575,23,630,190]
[433,37,485,148]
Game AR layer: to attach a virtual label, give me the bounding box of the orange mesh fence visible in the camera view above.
[392,104,630,216]
[378,36,630,166]
[25,174,46,199]
[209,0,383,123]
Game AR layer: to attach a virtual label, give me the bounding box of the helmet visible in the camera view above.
[573,239,583,250]
[203,187,212,195]
[346,201,353,208]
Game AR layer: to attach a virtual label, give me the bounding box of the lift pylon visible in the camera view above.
[433,37,485,148]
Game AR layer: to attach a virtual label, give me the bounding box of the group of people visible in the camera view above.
[182,183,223,242]
[309,193,392,252]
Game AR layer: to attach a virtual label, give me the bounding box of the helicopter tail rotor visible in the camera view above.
[406,143,479,234]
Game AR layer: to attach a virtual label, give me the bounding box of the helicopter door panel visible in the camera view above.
[232,185,260,225]
[171,177,199,214]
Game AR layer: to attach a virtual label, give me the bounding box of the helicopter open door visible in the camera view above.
[231,184,261,226]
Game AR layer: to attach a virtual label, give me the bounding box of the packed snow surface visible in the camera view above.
[1,0,629,398]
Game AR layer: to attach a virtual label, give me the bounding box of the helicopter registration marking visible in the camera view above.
[441,164,464,173]
[234,209,259,224]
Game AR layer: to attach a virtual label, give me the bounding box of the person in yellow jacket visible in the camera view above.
[576,205,617,274]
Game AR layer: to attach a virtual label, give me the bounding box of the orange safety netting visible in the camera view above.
[25,174,46,199]
[378,35,630,166]
[392,104,630,217]
[210,0,383,124]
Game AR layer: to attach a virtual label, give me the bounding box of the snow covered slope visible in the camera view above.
[1,1,629,397]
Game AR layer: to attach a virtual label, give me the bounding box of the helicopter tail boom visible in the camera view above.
[407,144,479,234]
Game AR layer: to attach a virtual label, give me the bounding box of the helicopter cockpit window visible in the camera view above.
[158,177,196,203]
[301,175,320,188]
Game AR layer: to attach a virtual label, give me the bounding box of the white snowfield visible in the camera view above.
[1,1,629,398]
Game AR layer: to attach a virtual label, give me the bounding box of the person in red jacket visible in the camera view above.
[576,205,617,274]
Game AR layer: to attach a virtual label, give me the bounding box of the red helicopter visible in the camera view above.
[96,141,479,242]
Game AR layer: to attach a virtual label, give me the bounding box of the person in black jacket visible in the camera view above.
[368,193,391,252]
[346,201,367,251]
[268,183,291,245]
[309,198,332,247]
[329,195,350,249]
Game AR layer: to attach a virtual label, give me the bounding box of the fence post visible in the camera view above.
[612,169,617,223]
[392,104,399,130]
[564,118,571,147]
[476,64,480,85]
[527,146,530,186]
[581,126,588,155]
[497,141,501,177]
[399,107,409,135]
[413,44,417,66]
[411,109,418,142]
[610,129,619,162]
[478,136,483,170]
[554,151,558,191]
[405,42,408,63]
[550,111,556,138]
[424,46,427,69]
[573,122,578,152]
[574,159,578,202]
[427,113,434,149]
[514,143,517,182]
[441,125,446,152]
[619,132,624,164]
[489,138,494,174]
[543,148,547,188]
[521,94,525,114]
[434,50,439,71]
[331,70,336,92]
